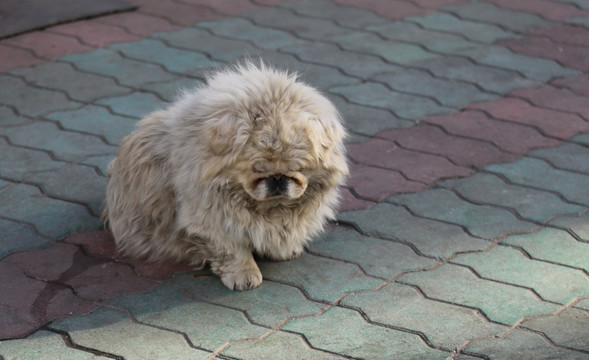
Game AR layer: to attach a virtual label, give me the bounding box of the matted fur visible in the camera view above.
[103,63,348,290]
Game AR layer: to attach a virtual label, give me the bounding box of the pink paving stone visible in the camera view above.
[4,243,84,281]
[48,20,141,48]
[424,110,561,154]
[511,85,589,120]
[552,74,589,97]
[498,35,589,72]
[3,32,94,60]
[131,0,223,26]
[485,0,589,21]
[179,0,265,15]
[380,125,518,168]
[347,137,472,183]
[97,12,183,36]
[348,162,426,201]
[469,98,589,140]
[530,24,589,48]
[339,187,376,212]
[412,0,468,9]
[0,44,44,73]
[332,0,425,19]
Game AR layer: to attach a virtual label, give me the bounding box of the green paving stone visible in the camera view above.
[0,142,65,180]
[550,212,589,241]
[152,27,259,63]
[223,330,342,360]
[61,49,178,88]
[376,68,497,108]
[390,189,538,239]
[259,253,382,302]
[442,173,586,223]
[109,283,267,349]
[575,298,589,311]
[555,0,589,9]
[53,307,210,359]
[82,155,114,176]
[282,42,399,79]
[523,307,589,350]
[198,18,306,50]
[339,203,489,258]
[407,13,514,43]
[0,75,82,117]
[366,21,477,53]
[169,274,325,328]
[142,77,203,102]
[0,218,50,259]
[283,307,448,359]
[399,264,561,324]
[0,330,103,359]
[330,82,452,120]
[531,142,589,174]
[442,1,552,32]
[571,132,589,145]
[96,92,166,119]
[453,245,589,304]
[342,283,507,350]
[0,183,100,238]
[502,228,589,271]
[109,39,216,74]
[412,56,539,94]
[327,31,437,65]
[0,104,32,126]
[309,226,438,279]
[487,157,589,206]
[46,105,138,145]
[0,121,117,162]
[11,61,131,102]
[465,328,589,360]
[280,0,387,29]
[456,45,579,82]
[568,16,589,28]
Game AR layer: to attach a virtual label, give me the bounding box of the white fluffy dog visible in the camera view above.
[104,63,348,290]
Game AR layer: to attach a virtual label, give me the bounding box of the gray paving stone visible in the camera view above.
[453,245,589,304]
[407,13,515,42]
[53,307,210,358]
[375,68,497,108]
[142,77,203,102]
[523,307,589,350]
[487,157,589,206]
[550,211,589,241]
[0,218,50,259]
[568,16,589,28]
[61,49,178,88]
[502,228,589,271]
[0,104,32,126]
[399,264,561,324]
[284,306,449,359]
[339,203,489,258]
[280,0,387,29]
[330,82,453,120]
[96,92,166,119]
[0,330,103,360]
[109,39,216,74]
[531,142,589,174]
[259,252,382,302]
[310,226,438,279]
[81,155,113,177]
[390,189,538,239]
[0,183,99,238]
[109,283,268,349]
[11,61,131,102]
[169,274,325,328]
[0,142,65,180]
[343,282,507,350]
[0,121,117,162]
[442,173,586,223]
[46,105,137,146]
[456,45,579,82]
[0,75,82,117]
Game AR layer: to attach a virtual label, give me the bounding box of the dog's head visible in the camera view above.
[176,62,348,204]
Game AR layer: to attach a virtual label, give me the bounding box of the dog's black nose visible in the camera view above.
[266,175,288,196]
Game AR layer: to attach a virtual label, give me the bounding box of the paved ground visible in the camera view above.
[1,0,589,358]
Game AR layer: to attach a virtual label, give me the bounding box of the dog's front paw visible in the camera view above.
[220,268,263,291]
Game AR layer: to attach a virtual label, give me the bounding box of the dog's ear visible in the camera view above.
[208,114,249,156]
[306,114,347,165]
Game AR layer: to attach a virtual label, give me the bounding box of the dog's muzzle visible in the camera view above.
[266,174,289,197]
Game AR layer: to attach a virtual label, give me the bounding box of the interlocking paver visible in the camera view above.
[399,264,561,324]
[391,188,538,239]
[552,74,589,97]
[280,0,387,29]
[453,245,589,304]
[0,142,65,181]
[3,32,94,60]
[96,92,166,119]
[486,0,589,21]
[310,226,437,279]
[97,11,183,36]
[511,85,589,120]
[331,0,426,20]
[0,104,30,126]
[443,173,585,223]
[550,211,589,241]
[343,282,507,350]
[531,142,589,174]
[61,48,178,88]
[109,283,268,349]
[0,330,102,359]
[464,328,589,359]
[142,77,203,102]
[502,228,589,271]
[283,307,449,359]
[0,43,44,73]
[339,203,489,258]
[48,20,141,48]
[52,307,211,358]
[347,162,426,202]
[487,157,589,206]
[523,307,589,351]
[134,0,222,26]
[0,218,49,259]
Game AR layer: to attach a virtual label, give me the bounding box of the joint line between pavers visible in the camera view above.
[43,325,125,359]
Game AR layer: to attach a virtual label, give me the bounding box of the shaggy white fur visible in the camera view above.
[104,62,349,290]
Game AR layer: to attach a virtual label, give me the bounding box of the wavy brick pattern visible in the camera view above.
[1,0,589,358]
